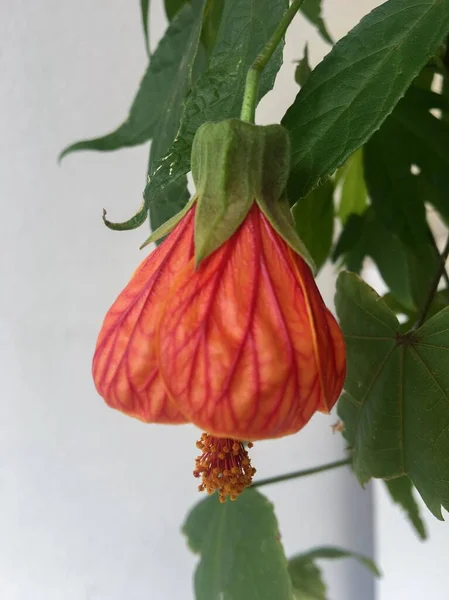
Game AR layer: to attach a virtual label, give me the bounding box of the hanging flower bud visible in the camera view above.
[92,119,346,500]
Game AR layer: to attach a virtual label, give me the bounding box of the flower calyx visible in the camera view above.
[142,119,315,270]
[192,119,315,270]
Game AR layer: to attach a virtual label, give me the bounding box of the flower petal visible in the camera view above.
[157,205,346,440]
[92,209,195,423]
[316,309,347,413]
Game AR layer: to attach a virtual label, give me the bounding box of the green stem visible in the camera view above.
[427,225,449,289]
[240,0,307,123]
[251,457,351,489]
[413,232,449,331]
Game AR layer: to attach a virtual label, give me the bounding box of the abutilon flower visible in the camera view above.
[93,119,346,502]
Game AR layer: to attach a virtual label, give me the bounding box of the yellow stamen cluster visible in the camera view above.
[193,433,256,503]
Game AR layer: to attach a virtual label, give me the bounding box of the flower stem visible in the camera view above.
[251,457,351,489]
[240,0,307,123]
[412,232,449,331]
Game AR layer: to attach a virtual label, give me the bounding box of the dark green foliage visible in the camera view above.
[292,180,333,272]
[283,0,449,200]
[337,272,449,520]
[299,0,333,45]
[289,546,379,599]
[140,0,150,57]
[295,44,311,87]
[385,476,427,540]
[144,0,287,224]
[183,489,293,600]
[60,2,204,160]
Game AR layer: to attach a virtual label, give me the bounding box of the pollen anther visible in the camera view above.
[193,433,256,503]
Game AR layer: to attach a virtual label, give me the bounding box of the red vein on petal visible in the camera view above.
[96,209,193,357]
[95,212,193,391]
[288,248,334,412]
[243,329,261,427]
[93,209,195,420]
[99,211,191,377]
[257,220,299,431]
[158,266,222,365]
[268,222,339,413]
[99,289,152,395]
[166,238,239,419]
[212,215,260,408]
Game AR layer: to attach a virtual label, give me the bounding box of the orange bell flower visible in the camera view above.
[92,120,346,502]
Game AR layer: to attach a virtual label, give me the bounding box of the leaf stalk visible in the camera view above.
[251,457,351,489]
[240,0,307,123]
[413,233,449,330]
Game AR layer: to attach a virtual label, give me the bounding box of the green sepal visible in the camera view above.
[140,196,196,249]
[191,119,314,269]
[102,202,148,231]
[192,119,268,265]
[258,194,316,273]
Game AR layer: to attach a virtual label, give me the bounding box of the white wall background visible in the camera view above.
[0,1,446,599]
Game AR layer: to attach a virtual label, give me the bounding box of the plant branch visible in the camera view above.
[442,265,449,290]
[427,225,449,289]
[251,458,351,489]
[240,0,306,122]
[413,232,449,330]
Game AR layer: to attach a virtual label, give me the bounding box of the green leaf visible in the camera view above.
[183,489,293,600]
[144,0,287,220]
[300,0,333,45]
[336,271,449,519]
[283,0,449,200]
[360,80,449,309]
[333,209,415,311]
[332,214,364,272]
[140,197,196,248]
[298,547,380,577]
[442,40,449,121]
[295,44,312,88]
[384,476,428,540]
[382,289,449,335]
[337,149,368,224]
[381,294,415,320]
[140,0,150,58]
[289,546,380,599]
[147,171,190,233]
[201,0,225,58]
[60,2,203,159]
[364,100,439,308]
[386,86,449,223]
[102,203,147,231]
[364,126,427,252]
[165,0,186,20]
[289,560,326,600]
[144,0,206,231]
[292,180,333,272]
